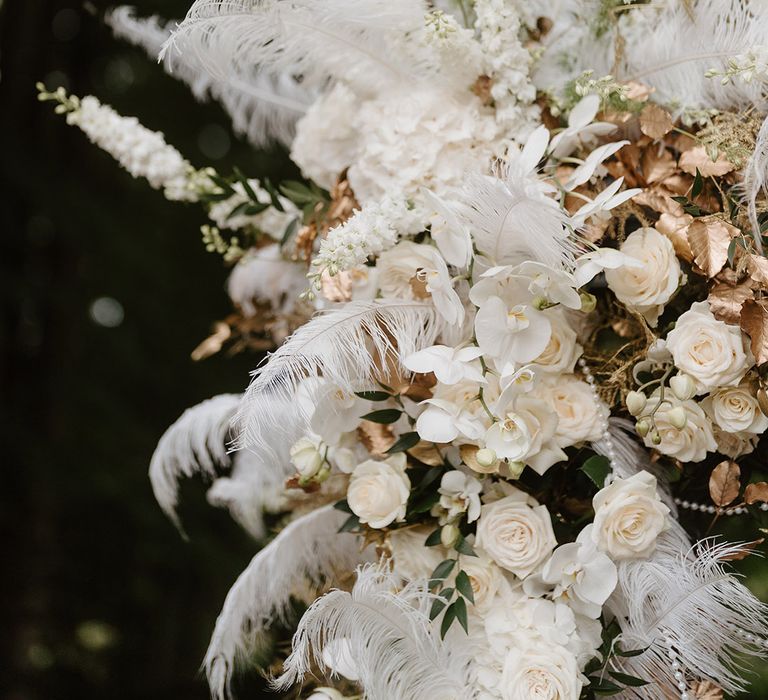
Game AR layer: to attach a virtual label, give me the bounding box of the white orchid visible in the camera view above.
[404,344,485,385]
[416,397,486,444]
[417,246,466,325]
[573,247,644,288]
[565,140,629,190]
[475,296,552,364]
[438,469,483,522]
[421,188,473,268]
[570,177,642,230]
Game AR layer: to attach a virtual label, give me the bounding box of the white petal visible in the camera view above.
[416,405,458,443]
[569,94,600,129]
[404,346,453,375]
[520,125,550,173]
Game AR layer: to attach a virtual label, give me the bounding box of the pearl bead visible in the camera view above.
[761,503,768,511]
[677,681,687,691]
[671,661,680,671]
[681,693,690,700]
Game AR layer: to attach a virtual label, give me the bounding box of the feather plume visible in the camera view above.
[742,113,768,254]
[161,0,433,98]
[275,563,473,700]
[206,447,292,540]
[234,301,443,451]
[607,536,768,698]
[149,394,241,534]
[204,505,370,699]
[106,6,312,146]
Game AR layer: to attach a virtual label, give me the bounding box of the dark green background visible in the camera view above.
[1,1,767,698]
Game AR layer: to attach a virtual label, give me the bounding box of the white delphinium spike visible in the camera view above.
[105,6,313,147]
[205,505,371,700]
[275,563,473,700]
[149,394,241,534]
[161,0,433,98]
[234,300,443,451]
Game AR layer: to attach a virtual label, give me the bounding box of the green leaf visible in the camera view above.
[440,602,457,639]
[418,466,444,489]
[360,409,402,424]
[454,535,477,557]
[210,174,235,195]
[453,596,468,633]
[608,671,648,687]
[233,167,258,202]
[338,514,360,533]
[410,491,440,514]
[244,202,270,216]
[588,677,622,696]
[583,656,603,674]
[355,391,391,401]
[226,201,251,220]
[424,528,442,547]
[279,180,320,205]
[580,455,611,488]
[691,168,703,199]
[386,431,420,454]
[455,570,475,604]
[280,218,300,247]
[616,645,649,658]
[333,499,352,514]
[429,597,447,621]
[263,178,285,212]
[430,558,457,582]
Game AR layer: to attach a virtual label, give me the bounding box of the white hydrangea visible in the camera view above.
[207,179,298,238]
[67,96,196,201]
[474,0,540,140]
[311,197,423,279]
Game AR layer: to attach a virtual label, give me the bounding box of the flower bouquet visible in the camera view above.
[42,1,768,698]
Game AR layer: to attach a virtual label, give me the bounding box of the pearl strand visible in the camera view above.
[673,498,768,515]
[579,357,616,486]
[729,622,768,651]
[661,629,690,700]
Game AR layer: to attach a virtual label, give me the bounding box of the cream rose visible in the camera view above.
[641,394,717,462]
[713,426,759,459]
[458,551,513,614]
[701,382,768,435]
[591,471,670,560]
[347,454,410,529]
[536,376,604,448]
[533,309,582,374]
[665,301,750,393]
[604,227,682,326]
[387,526,445,581]
[476,488,557,578]
[501,642,582,700]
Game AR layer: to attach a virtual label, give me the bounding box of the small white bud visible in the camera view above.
[506,461,525,479]
[666,406,688,430]
[651,431,662,445]
[626,391,647,416]
[635,418,651,437]
[289,437,324,478]
[579,291,597,313]
[670,374,696,401]
[475,448,498,468]
[440,523,460,548]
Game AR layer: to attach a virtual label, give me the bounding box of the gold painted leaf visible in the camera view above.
[745,481,768,505]
[656,212,693,261]
[692,680,723,700]
[740,299,768,365]
[707,280,754,324]
[407,441,444,466]
[357,421,395,456]
[642,146,677,184]
[687,218,737,278]
[747,254,768,289]
[679,146,735,177]
[709,460,741,507]
[640,103,674,139]
[719,538,764,561]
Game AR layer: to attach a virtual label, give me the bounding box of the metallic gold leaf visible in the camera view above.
[407,441,444,466]
[692,680,723,700]
[709,460,741,507]
[687,218,737,278]
[642,146,677,184]
[679,146,735,177]
[320,269,353,302]
[719,538,764,561]
[460,444,498,474]
[191,322,231,361]
[640,103,674,139]
[758,387,768,417]
[745,481,768,505]
[740,299,768,365]
[357,421,395,456]
[747,254,768,289]
[656,212,693,261]
[707,280,754,324]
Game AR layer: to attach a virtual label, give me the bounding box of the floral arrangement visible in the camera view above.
[41,1,768,698]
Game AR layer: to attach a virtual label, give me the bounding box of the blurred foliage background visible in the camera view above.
[1,1,767,699]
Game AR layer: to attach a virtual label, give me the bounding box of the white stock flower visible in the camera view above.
[485,396,566,475]
[701,382,768,435]
[347,454,411,529]
[536,376,604,448]
[476,487,557,578]
[404,345,484,385]
[666,301,751,393]
[387,526,445,581]
[438,470,482,523]
[591,471,670,561]
[377,241,464,324]
[604,228,682,326]
[501,642,582,700]
[532,309,582,374]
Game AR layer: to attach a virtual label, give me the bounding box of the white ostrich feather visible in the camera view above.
[206,447,292,540]
[616,0,768,115]
[742,113,768,254]
[149,394,241,533]
[233,301,443,451]
[161,0,432,98]
[275,563,473,700]
[106,6,312,146]
[204,505,370,699]
[607,537,768,698]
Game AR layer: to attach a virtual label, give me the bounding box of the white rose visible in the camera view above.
[701,382,768,435]
[387,526,445,581]
[533,310,582,374]
[347,454,411,529]
[665,301,750,393]
[459,550,514,615]
[501,642,582,700]
[289,436,325,478]
[642,394,717,462]
[591,471,670,560]
[604,227,682,326]
[476,488,557,578]
[712,426,759,459]
[536,376,604,448]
